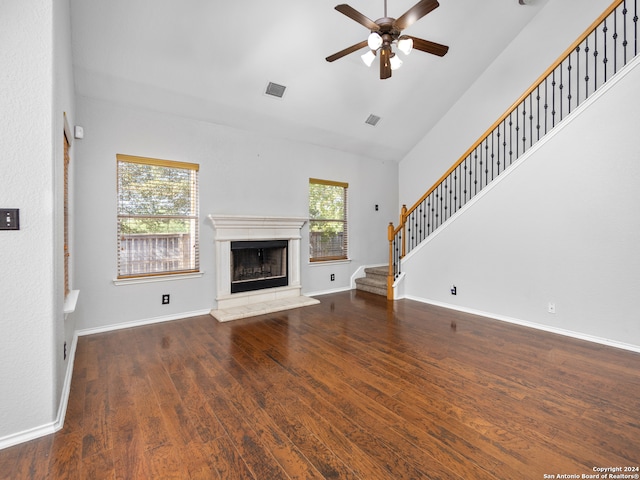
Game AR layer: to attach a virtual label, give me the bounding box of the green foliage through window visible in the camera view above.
[309,179,348,261]
[117,155,199,278]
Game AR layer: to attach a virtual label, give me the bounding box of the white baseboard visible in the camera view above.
[0,309,212,450]
[404,295,640,354]
[0,332,78,450]
[304,286,352,297]
[76,309,212,337]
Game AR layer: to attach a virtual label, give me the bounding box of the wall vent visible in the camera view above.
[265,82,287,98]
[365,114,381,126]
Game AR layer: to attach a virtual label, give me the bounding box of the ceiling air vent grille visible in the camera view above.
[265,82,287,98]
[365,114,381,126]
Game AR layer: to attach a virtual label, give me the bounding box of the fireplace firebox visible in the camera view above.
[230,240,288,293]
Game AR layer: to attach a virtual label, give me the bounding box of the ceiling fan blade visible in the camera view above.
[393,0,439,31]
[335,4,380,31]
[406,36,449,56]
[379,46,392,79]
[325,40,368,62]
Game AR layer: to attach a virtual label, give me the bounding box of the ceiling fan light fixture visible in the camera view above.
[389,53,403,70]
[397,36,413,55]
[367,32,383,50]
[361,50,376,67]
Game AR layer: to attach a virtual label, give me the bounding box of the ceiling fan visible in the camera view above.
[326,0,449,79]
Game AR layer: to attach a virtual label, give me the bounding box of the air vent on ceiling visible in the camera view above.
[265,82,287,98]
[365,114,381,126]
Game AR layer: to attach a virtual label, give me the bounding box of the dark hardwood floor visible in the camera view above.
[1,291,639,479]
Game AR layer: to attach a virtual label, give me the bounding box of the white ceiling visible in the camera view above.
[69,0,549,162]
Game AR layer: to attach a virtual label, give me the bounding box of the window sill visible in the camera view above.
[113,271,204,286]
[64,289,80,314]
[308,259,351,267]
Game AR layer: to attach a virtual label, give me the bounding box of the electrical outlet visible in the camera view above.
[162,294,170,305]
[548,302,556,314]
[330,274,335,281]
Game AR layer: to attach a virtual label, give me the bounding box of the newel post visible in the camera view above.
[387,222,395,301]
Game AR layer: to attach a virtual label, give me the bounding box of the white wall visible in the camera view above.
[0,0,57,443]
[73,97,397,332]
[54,0,78,423]
[399,0,614,209]
[401,54,640,349]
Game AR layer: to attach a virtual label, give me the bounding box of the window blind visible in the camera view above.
[309,178,348,262]
[117,154,200,278]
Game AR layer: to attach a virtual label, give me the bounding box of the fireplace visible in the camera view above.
[208,215,319,321]
[231,240,288,293]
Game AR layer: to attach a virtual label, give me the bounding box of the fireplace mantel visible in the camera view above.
[208,215,319,321]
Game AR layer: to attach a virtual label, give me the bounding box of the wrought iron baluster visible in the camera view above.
[624,0,628,65]
[552,70,556,127]
[529,93,534,148]
[604,19,609,82]
[484,138,489,187]
[497,123,502,176]
[633,0,638,56]
[584,37,589,101]
[509,113,514,165]
[536,86,541,141]
[614,9,618,73]
[559,62,564,121]
[567,54,573,114]
[575,45,580,108]
[491,130,495,180]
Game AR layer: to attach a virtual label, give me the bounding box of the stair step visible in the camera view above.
[355,266,389,297]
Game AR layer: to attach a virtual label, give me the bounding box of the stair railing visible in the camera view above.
[387,0,638,300]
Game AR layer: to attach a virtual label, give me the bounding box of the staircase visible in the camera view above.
[386,0,638,300]
[355,266,388,296]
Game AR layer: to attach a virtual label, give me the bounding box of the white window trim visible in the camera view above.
[113,271,204,286]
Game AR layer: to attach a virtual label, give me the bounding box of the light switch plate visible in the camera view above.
[0,209,19,230]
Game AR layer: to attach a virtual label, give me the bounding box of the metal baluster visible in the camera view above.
[604,19,609,82]
[584,36,589,101]
[484,138,489,187]
[559,62,564,121]
[575,45,580,108]
[633,0,638,56]
[536,86,541,141]
[475,147,479,195]
[592,27,597,93]
[624,0,628,65]
[509,112,514,165]
[614,8,618,73]
[529,93,534,148]
[516,105,521,159]
[567,54,573,114]
[491,130,495,181]
[552,70,556,127]
[463,160,468,205]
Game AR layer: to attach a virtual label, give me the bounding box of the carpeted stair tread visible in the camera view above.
[355,266,388,297]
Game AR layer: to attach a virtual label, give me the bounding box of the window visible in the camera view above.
[64,131,71,296]
[309,178,348,262]
[117,154,199,278]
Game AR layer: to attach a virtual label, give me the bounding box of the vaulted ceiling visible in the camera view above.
[70,0,549,162]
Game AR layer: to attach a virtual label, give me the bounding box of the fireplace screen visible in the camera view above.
[230,240,288,293]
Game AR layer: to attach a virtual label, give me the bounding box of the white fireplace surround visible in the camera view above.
[208,215,319,321]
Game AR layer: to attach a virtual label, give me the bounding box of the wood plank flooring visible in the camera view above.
[1,291,639,479]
